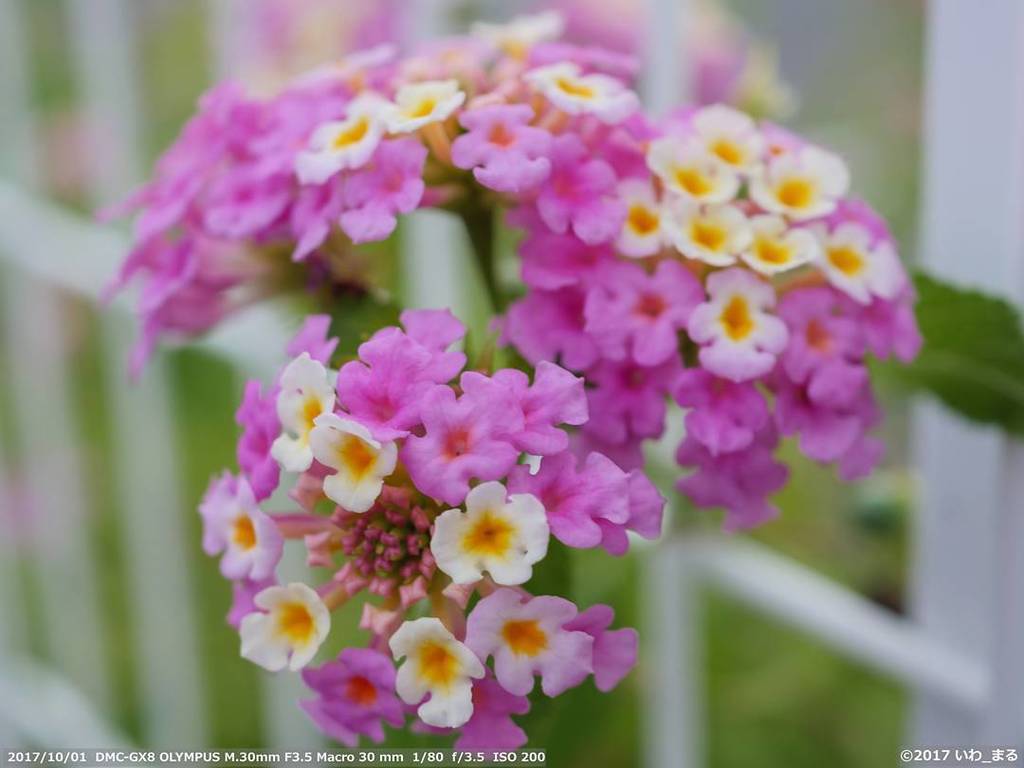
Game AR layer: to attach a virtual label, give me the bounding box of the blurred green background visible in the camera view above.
[0,1,925,765]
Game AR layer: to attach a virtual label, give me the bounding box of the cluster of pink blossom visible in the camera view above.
[200,310,662,747]
[112,10,920,527]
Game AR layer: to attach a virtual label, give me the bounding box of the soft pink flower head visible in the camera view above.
[582,356,681,445]
[502,287,601,371]
[301,647,405,747]
[465,589,593,697]
[585,260,704,366]
[454,676,530,753]
[452,104,552,193]
[340,138,427,243]
[236,380,282,501]
[674,368,769,456]
[536,134,625,246]
[563,604,637,692]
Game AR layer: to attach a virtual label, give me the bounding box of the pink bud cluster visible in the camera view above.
[199,310,663,748]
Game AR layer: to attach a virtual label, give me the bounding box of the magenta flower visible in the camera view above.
[235,380,281,501]
[398,308,468,380]
[227,576,276,630]
[301,648,405,747]
[563,604,638,692]
[585,260,704,366]
[455,676,530,753]
[465,589,593,697]
[582,356,681,445]
[599,469,664,555]
[676,426,788,531]
[199,473,283,581]
[401,381,524,505]
[340,139,427,243]
[536,134,625,245]
[290,179,346,261]
[502,287,601,370]
[515,213,618,291]
[288,314,340,365]
[202,165,293,240]
[452,104,552,193]
[674,368,769,456]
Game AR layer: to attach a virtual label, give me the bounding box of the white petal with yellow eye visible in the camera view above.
[240,583,330,672]
[472,11,564,58]
[812,222,903,304]
[740,215,820,275]
[295,93,389,184]
[525,62,639,124]
[310,413,396,513]
[271,353,336,473]
[616,179,666,258]
[647,136,740,204]
[662,199,751,267]
[749,146,849,221]
[384,80,466,134]
[390,617,485,728]
[692,104,764,173]
[431,481,549,586]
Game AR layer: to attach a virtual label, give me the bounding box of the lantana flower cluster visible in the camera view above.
[201,309,663,747]
[113,11,920,527]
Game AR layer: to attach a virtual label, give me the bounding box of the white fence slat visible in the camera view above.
[913,0,1024,747]
[207,0,252,81]
[643,0,688,117]
[67,0,208,745]
[0,0,38,183]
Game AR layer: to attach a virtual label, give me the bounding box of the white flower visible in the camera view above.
[525,62,639,124]
[390,617,485,728]
[240,583,330,672]
[687,268,789,382]
[472,11,564,58]
[294,93,389,184]
[293,44,397,89]
[616,179,667,258]
[384,80,466,134]
[749,145,849,220]
[270,353,336,473]
[309,413,397,513]
[739,214,820,275]
[662,200,751,267]
[691,104,765,173]
[431,481,549,586]
[811,222,904,304]
[647,136,740,204]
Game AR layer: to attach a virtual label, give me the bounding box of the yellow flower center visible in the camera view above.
[408,98,438,119]
[331,117,370,150]
[720,295,756,341]
[827,245,865,276]
[555,76,595,99]
[337,434,377,480]
[502,619,548,657]
[675,166,714,197]
[690,219,729,252]
[418,641,460,689]
[231,514,257,551]
[627,204,660,236]
[277,601,316,644]
[302,395,324,435]
[711,138,744,166]
[754,236,793,265]
[462,511,515,558]
[775,178,815,209]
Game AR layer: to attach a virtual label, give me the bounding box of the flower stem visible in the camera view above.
[461,205,504,313]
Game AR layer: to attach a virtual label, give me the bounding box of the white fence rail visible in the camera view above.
[0,1,1022,766]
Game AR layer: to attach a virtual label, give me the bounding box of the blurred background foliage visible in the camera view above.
[0,0,931,766]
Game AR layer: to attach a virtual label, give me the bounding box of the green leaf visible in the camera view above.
[874,271,1024,435]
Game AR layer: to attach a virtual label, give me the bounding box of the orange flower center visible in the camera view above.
[502,619,548,657]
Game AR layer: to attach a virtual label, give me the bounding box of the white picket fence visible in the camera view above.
[0,1,1022,766]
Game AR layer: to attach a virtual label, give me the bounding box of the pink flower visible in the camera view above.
[676,426,788,531]
[847,289,922,363]
[585,260,704,366]
[202,165,293,239]
[563,604,637,692]
[536,134,625,245]
[502,287,601,370]
[199,473,283,581]
[674,369,769,456]
[465,361,588,456]
[599,469,664,555]
[227,576,276,630]
[301,648,405,747]
[454,676,530,752]
[401,381,524,505]
[290,179,346,261]
[398,308,467,380]
[340,139,427,243]
[515,211,617,291]
[288,314,339,365]
[452,104,552,193]
[582,356,681,445]
[235,380,282,501]
[687,267,788,382]
[465,589,593,697]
